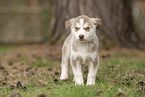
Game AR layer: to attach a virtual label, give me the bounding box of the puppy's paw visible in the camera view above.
[60,74,68,80]
[75,79,84,85]
[86,82,95,85]
[75,82,84,85]
[86,78,95,85]
[73,77,76,81]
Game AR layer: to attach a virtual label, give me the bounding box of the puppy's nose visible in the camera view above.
[79,34,84,39]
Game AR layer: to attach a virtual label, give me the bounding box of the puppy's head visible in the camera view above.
[65,15,102,42]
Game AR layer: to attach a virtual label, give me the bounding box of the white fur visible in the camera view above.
[60,15,101,85]
[79,18,84,26]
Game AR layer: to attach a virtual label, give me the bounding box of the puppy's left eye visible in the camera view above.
[84,27,90,30]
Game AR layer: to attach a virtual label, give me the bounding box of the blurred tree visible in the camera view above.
[50,0,141,48]
[30,0,38,7]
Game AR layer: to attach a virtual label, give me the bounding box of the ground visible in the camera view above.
[0,44,145,97]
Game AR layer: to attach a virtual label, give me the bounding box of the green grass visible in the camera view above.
[30,58,54,68]
[0,51,145,97]
[0,46,17,53]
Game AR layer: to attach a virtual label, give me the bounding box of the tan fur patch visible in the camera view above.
[88,40,97,53]
[62,34,72,58]
[72,42,78,52]
[65,18,74,29]
[72,56,83,68]
[92,18,102,26]
[72,15,94,28]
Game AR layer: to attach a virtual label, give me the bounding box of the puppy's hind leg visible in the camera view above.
[60,47,69,80]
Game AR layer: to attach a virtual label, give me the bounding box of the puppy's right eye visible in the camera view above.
[75,27,79,30]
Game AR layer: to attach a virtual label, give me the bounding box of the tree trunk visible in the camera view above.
[50,0,140,48]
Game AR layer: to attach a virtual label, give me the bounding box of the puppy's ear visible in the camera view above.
[65,18,74,29]
[91,18,102,26]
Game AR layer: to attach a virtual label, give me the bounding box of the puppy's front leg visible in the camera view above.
[60,48,69,80]
[87,58,99,85]
[71,60,84,85]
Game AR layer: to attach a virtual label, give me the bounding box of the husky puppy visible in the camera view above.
[60,15,102,85]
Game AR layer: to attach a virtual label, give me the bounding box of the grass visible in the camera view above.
[0,46,17,53]
[30,58,54,68]
[0,48,145,97]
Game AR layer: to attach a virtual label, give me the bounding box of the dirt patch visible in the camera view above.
[37,93,47,97]
[0,44,63,93]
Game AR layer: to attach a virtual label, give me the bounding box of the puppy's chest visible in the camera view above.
[71,43,97,63]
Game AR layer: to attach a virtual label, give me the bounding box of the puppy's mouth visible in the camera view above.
[79,39,85,42]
